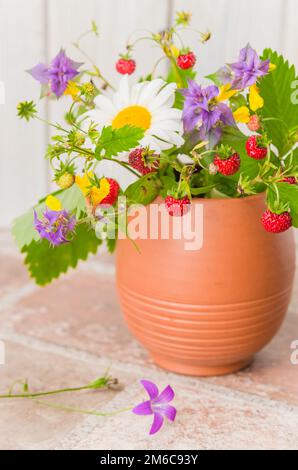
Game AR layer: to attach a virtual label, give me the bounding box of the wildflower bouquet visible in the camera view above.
[14,12,298,285]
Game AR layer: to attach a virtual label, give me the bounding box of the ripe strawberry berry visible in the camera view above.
[100,178,120,205]
[129,148,159,175]
[165,195,190,217]
[282,176,297,185]
[56,172,75,189]
[214,152,240,176]
[177,51,196,70]
[247,115,260,132]
[115,58,136,75]
[246,135,268,160]
[261,209,292,233]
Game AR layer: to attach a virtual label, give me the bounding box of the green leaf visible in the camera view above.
[159,174,178,198]
[106,237,117,254]
[276,182,298,227]
[190,185,215,196]
[229,94,248,111]
[205,72,222,86]
[166,64,196,109]
[221,126,260,179]
[58,184,86,216]
[12,184,86,250]
[206,188,231,199]
[260,49,298,155]
[22,223,102,286]
[125,174,161,205]
[12,209,42,250]
[96,125,144,158]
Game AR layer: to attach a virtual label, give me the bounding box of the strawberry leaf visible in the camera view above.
[260,49,298,156]
[221,126,260,179]
[95,125,144,158]
[22,223,102,285]
[276,182,298,227]
[125,173,161,205]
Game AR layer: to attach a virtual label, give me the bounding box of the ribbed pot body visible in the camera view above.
[116,194,296,376]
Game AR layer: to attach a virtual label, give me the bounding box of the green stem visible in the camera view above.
[262,117,289,130]
[36,116,69,134]
[73,43,115,91]
[151,56,168,78]
[168,56,183,88]
[103,157,140,177]
[0,385,91,399]
[0,374,113,399]
[67,103,88,135]
[34,400,132,417]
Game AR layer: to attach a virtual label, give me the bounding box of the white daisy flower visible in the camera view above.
[86,75,184,154]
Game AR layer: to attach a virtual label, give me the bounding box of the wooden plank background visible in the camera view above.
[0,0,297,227]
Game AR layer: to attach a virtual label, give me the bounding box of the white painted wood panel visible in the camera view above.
[0,0,48,227]
[172,0,289,79]
[1,0,298,227]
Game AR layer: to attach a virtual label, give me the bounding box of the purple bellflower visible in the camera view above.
[28,49,82,97]
[34,209,76,246]
[132,380,176,435]
[181,81,234,145]
[229,44,269,89]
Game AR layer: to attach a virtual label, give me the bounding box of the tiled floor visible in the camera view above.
[0,230,297,450]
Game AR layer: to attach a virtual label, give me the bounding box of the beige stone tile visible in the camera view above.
[0,340,137,450]
[56,374,298,450]
[9,272,149,365]
[0,254,30,298]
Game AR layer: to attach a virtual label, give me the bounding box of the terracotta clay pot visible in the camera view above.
[116,194,296,376]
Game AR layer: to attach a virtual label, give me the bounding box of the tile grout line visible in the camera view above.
[1,327,298,415]
[0,283,39,313]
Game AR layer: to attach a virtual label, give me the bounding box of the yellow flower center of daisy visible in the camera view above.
[112,105,151,130]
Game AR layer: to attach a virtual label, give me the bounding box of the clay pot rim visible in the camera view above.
[156,192,265,205]
[192,192,265,204]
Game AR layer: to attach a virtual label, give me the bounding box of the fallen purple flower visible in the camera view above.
[28,49,82,97]
[132,380,176,435]
[34,209,76,246]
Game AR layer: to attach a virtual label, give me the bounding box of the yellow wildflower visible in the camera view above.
[64,81,80,100]
[89,178,110,206]
[170,44,180,59]
[269,63,276,72]
[76,173,110,206]
[249,84,264,111]
[233,106,250,123]
[45,195,62,211]
[217,83,237,102]
[75,172,94,196]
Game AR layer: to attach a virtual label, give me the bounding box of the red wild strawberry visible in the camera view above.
[214,152,240,176]
[177,51,196,70]
[246,135,268,160]
[165,195,190,217]
[282,176,297,185]
[261,209,292,233]
[115,58,136,75]
[247,115,260,132]
[101,178,120,205]
[129,148,159,175]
